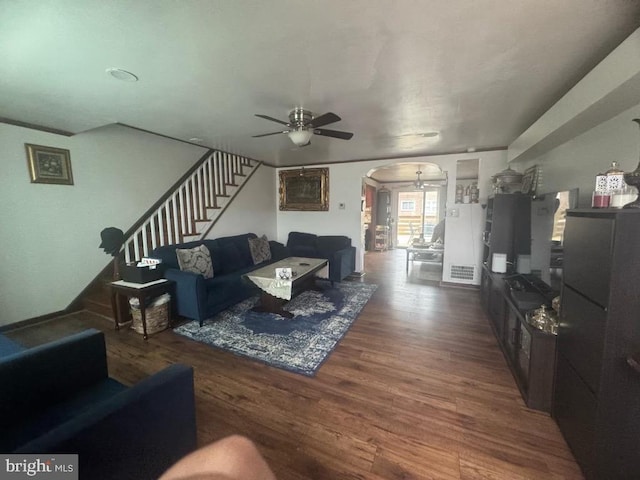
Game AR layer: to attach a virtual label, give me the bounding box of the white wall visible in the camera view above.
[205,164,277,239]
[0,123,206,326]
[511,102,640,207]
[276,150,508,280]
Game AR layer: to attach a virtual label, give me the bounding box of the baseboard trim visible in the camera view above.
[0,307,81,332]
[440,281,480,290]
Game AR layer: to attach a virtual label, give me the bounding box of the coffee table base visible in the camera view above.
[251,273,325,319]
[251,292,295,319]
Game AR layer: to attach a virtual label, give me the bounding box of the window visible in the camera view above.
[400,200,415,212]
[424,198,438,215]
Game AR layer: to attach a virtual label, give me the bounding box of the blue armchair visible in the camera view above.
[0,329,197,480]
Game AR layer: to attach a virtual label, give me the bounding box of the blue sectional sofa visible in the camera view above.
[0,333,24,357]
[151,233,289,326]
[0,329,197,480]
[286,232,356,285]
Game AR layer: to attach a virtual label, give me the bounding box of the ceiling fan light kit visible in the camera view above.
[253,107,353,146]
[288,129,313,146]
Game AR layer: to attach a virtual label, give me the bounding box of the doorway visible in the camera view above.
[396,188,441,247]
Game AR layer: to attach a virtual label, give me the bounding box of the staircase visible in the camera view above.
[80,150,261,319]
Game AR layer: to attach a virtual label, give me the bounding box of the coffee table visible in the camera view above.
[406,245,444,273]
[244,257,328,318]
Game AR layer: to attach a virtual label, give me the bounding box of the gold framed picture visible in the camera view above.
[279,168,329,211]
[25,143,74,185]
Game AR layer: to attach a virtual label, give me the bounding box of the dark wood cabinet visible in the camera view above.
[554,209,640,479]
[480,194,555,411]
[376,190,390,226]
[480,266,556,412]
[483,193,531,270]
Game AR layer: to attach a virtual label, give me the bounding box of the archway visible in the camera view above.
[364,162,447,249]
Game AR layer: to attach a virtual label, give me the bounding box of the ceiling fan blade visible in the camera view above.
[314,128,354,140]
[255,114,290,126]
[305,112,341,128]
[252,131,288,138]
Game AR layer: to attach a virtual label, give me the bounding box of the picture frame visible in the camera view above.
[279,167,329,211]
[25,143,74,185]
[521,165,538,195]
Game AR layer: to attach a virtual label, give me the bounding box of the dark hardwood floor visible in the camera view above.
[5,249,583,479]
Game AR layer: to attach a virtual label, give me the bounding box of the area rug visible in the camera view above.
[173,281,377,376]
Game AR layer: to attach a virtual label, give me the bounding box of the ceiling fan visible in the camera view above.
[413,169,427,189]
[396,168,444,190]
[252,107,354,146]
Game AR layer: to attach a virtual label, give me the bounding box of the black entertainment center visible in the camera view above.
[481,193,558,411]
[481,190,576,411]
[481,193,640,478]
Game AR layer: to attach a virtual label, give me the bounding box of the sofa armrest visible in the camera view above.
[0,329,108,427]
[165,268,207,321]
[268,241,290,261]
[323,246,356,282]
[16,364,197,480]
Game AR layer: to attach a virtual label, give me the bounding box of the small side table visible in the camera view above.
[109,279,174,340]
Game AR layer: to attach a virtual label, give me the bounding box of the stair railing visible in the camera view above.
[122,150,257,264]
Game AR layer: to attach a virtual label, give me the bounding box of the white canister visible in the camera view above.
[492,253,508,273]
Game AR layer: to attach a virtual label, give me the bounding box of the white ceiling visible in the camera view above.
[2,1,639,168]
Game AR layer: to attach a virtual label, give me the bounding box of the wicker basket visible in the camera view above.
[130,294,170,335]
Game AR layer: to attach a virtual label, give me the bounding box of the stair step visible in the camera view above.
[84,302,114,319]
[83,291,114,319]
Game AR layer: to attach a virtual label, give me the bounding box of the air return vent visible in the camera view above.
[450,265,475,281]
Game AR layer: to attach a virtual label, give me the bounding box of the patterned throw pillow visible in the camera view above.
[176,245,214,279]
[248,235,272,265]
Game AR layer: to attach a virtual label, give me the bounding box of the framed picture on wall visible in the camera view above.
[25,144,74,185]
[279,168,329,211]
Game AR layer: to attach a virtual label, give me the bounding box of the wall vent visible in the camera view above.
[450,264,475,281]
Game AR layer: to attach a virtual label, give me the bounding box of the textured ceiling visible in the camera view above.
[2,1,639,167]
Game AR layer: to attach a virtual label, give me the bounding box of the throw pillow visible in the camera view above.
[176,245,214,279]
[248,235,272,265]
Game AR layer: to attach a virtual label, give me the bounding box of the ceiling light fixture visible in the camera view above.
[288,129,313,146]
[414,169,426,190]
[106,68,139,82]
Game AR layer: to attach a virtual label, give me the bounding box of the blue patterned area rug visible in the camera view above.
[173,281,377,376]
